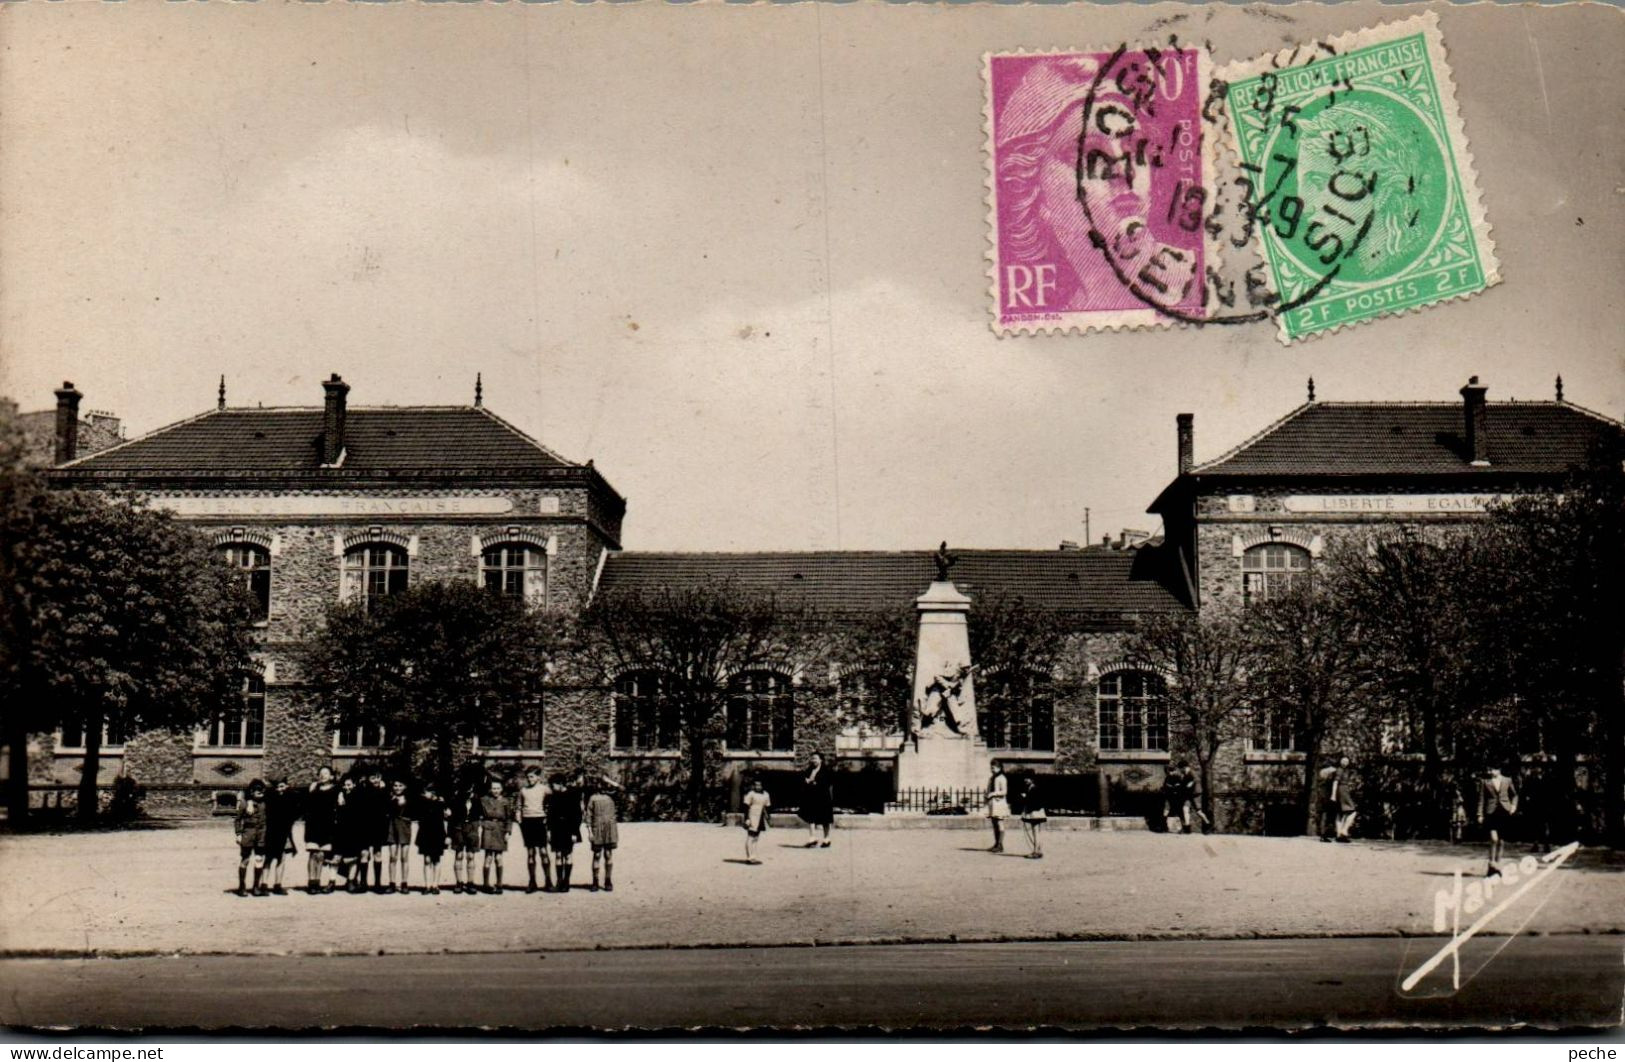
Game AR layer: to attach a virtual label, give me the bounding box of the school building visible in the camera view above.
[25,372,1624,824]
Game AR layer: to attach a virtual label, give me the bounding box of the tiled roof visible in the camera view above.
[598,548,1190,615]
[1193,401,1624,478]
[61,406,577,472]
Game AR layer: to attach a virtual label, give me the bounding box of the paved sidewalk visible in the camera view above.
[0,821,1619,956]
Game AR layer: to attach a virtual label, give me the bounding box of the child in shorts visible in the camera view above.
[516,766,551,893]
[234,779,269,896]
[450,784,480,894]
[386,777,413,893]
[479,778,513,894]
[586,779,620,892]
[415,779,449,895]
[742,778,770,865]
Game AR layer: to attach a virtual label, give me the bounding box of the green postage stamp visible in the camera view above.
[1220,13,1499,342]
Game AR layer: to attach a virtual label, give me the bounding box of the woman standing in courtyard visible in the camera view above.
[986,761,1009,853]
[801,751,834,849]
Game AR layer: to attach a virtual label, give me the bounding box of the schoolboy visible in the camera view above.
[516,765,552,893]
[234,779,270,896]
[386,777,414,893]
[478,777,513,894]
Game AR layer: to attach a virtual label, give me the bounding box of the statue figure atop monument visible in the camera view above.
[933,541,957,583]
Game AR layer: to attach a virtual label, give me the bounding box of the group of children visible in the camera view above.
[233,764,620,897]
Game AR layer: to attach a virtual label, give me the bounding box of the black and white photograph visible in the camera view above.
[0,0,1622,1041]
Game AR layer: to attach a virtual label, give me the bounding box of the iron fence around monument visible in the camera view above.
[887,786,988,814]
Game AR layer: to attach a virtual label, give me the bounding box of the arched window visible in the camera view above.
[726,670,795,752]
[1097,669,1169,752]
[481,543,546,603]
[978,669,1055,751]
[341,542,408,608]
[1242,543,1311,604]
[837,668,909,734]
[220,543,271,621]
[613,670,681,752]
[207,672,266,748]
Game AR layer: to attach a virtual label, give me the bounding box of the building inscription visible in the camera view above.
[153,495,518,518]
[1282,494,1511,514]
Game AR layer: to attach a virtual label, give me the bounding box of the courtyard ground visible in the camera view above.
[0,820,1619,957]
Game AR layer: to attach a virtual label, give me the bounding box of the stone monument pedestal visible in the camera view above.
[893,579,991,796]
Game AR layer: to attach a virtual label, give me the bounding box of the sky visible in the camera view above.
[2,1,1621,552]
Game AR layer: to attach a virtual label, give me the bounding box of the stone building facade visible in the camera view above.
[29,372,1622,826]
[41,374,624,811]
[1148,377,1624,830]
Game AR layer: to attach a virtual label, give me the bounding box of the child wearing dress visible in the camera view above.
[303,766,339,894]
[479,778,513,894]
[586,780,620,893]
[985,761,1009,853]
[1018,775,1046,859]
[415,780,449,895]
[234,779,269,897]
[386,777,414,893]
[546,774,584,893]
[742,778,771,865]
[364,769,391,892]
[334,775,367,892]
[263,777,300,894]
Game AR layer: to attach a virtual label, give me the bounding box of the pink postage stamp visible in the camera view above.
[984,47,1213,336]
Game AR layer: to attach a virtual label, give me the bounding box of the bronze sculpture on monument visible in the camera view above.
[895,543,993,796]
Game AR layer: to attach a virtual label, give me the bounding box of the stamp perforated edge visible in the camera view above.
[982,45,1219,338]
[1215,10,1502,345]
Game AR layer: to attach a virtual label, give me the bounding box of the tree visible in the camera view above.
[1242,583,1367,834]
[0,473,259,821]
[1127,607,1254,830]
[298,580,558,784]
[577,581,810,821]
[967,592,1089,749]
[1482,439,1625,843]
[1323,529,1505,834]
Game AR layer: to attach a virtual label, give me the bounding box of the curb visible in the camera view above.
[3,927,1620,961]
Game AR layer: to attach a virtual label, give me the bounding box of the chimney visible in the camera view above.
[1176,413,1194,476]
[1459,375,1489,466]
[53,382,83,465]
[321,373,350,466]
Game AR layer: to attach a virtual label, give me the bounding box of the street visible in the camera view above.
[3,936,1620,1031]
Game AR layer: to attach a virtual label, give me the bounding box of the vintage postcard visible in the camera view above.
[0,0,1621,1042]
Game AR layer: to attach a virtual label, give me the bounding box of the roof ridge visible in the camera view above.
[56,407,227,469]
[470,406,576,467]
[1189,402,1314,474]
[1554,399,1625,429]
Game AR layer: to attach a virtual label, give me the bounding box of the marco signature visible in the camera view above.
[1401,841,1579,992]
